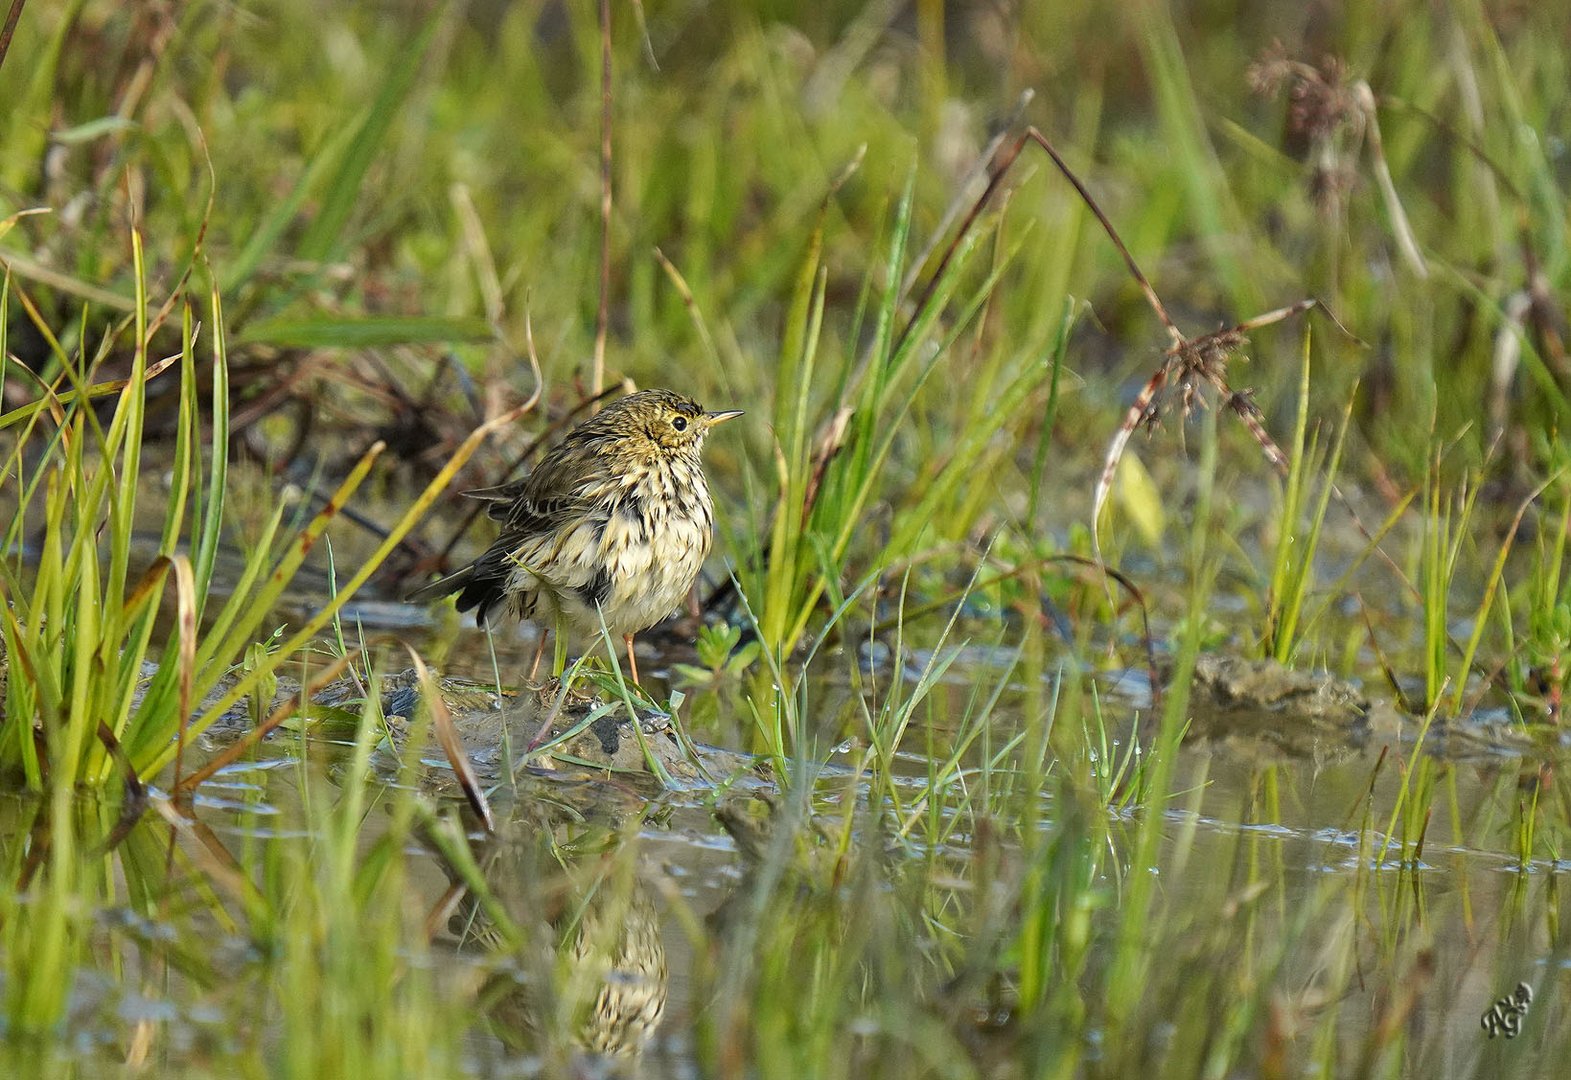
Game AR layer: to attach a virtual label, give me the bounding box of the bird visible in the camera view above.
[409,389,742,685]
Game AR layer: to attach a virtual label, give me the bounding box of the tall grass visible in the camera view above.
[1261,329,1354,665]
[0,242,224,788]
[0,239,525,788]
[750,167,1049,659]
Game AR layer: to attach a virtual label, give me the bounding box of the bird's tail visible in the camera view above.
[405,565,475,604]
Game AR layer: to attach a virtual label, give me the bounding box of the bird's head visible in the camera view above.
[601,388,742,455]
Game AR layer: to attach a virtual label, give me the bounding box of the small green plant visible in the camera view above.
[243,634,283,728]
[1408,442,1555,716]
[672,622,761,687]
[1375,694,1445,870]
[1505,471,1571,714]
[259,671,472,1078]
[0,244,228,788]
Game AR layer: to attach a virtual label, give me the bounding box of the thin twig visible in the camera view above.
[899,88,1035,302]
[301,486,435,561]
[896,126,1180,364]
[0,0,28,78]
[1020,128,1180,342]
[627,0,658,70]
[900,124,1379,607]
[1356,82,1427,279]
[409,647,494,833]
[592,0,613,401]
[653,246,720,367]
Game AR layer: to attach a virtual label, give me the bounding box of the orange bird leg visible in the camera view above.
[623,633,640,685]
[527,629,549,685]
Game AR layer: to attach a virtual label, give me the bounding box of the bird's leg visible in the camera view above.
[623,633,641,686]
[527,628,549,685]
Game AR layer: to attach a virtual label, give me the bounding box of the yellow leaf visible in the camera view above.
[1114,451,1166,547]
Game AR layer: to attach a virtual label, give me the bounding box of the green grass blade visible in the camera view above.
[293,14,442,264]
[237,314,494,349]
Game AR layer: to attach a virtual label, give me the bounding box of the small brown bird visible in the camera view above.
[410,389,741,683]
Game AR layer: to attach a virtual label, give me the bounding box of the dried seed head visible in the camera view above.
[1246,42,1296,98]
[1249,47,1362,144]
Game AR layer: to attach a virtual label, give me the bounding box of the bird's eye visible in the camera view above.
[672,416,688,431]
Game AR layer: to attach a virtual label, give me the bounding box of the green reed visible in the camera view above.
[1261,329,1355,666]
[750,166,1028,658]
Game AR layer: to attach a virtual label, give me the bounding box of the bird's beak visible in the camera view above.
[703,409,744,427]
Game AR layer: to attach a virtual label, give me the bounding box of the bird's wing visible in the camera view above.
[500,444,611,535]
[462,478,529,503]
[461,478,532,522]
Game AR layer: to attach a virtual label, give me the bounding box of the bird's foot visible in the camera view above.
[529,674,605,709]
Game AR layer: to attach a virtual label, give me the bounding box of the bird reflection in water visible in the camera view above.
[431,804,669,1070]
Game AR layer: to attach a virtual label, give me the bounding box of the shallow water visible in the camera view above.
[10,613,1568,1077]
